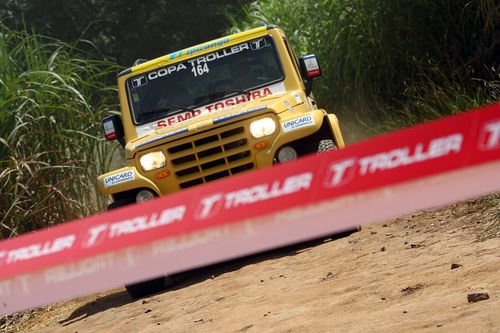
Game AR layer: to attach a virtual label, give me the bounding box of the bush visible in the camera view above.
[0,23,120,238]
[229,0,499,128]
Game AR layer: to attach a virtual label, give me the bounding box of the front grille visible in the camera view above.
[167,126,255,189]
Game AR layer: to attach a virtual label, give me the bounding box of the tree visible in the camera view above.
[0,0,249,65]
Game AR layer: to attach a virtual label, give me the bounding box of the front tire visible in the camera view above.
[107,197,135,210]
[317,139,336,153]
[125,277,166,299]
[107,196,169,299]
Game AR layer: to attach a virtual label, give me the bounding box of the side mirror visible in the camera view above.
[299,54,322,79]
[299,54,322,96]
[102,114,125,146]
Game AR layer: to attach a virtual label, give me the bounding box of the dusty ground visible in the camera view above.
[3,195,499,333]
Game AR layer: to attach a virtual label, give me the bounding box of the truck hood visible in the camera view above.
[126,88,305,157]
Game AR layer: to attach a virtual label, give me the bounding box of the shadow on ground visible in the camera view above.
[59,228,358,326]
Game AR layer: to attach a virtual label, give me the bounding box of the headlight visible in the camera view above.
[250,117,276,138]
[140,151,166,171]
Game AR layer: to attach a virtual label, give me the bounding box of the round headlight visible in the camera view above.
[140,151,166,171]
[250,117,276,138]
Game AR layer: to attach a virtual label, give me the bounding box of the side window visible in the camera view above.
[282,37,302,79]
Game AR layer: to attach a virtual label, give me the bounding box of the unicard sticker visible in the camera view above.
[282,115,315,133]
[104,170,135,188]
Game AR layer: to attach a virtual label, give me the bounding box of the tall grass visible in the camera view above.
[229,0,499,130]
[0,23,120,238]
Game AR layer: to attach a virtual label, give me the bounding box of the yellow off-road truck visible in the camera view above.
[98,25,345,298]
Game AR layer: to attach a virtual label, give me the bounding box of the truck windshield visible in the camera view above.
[127,35,284,125]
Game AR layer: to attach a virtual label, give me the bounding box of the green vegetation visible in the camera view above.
[229,0,499,131]
[0,23,120,238]
[1,0,249,66]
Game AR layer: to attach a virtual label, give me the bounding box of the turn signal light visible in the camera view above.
[254,141,269,150]
[155,171,170,179]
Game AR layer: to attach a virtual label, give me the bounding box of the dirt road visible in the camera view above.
[10,196,500,332]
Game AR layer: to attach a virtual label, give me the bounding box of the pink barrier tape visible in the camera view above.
[0,103,499,315]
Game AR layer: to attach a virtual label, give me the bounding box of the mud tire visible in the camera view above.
[107,197,135,210]
[125,277,166,299]
[107,197,168,299]
[317,139,336,153]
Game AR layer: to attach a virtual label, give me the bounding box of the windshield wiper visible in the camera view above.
[222,88,252,95]
[141,87,253,120]
[141,105,196,118]
[193,88,252,106]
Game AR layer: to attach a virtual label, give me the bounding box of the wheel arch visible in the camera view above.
[324,113,345,148]
[111,187,159,203]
